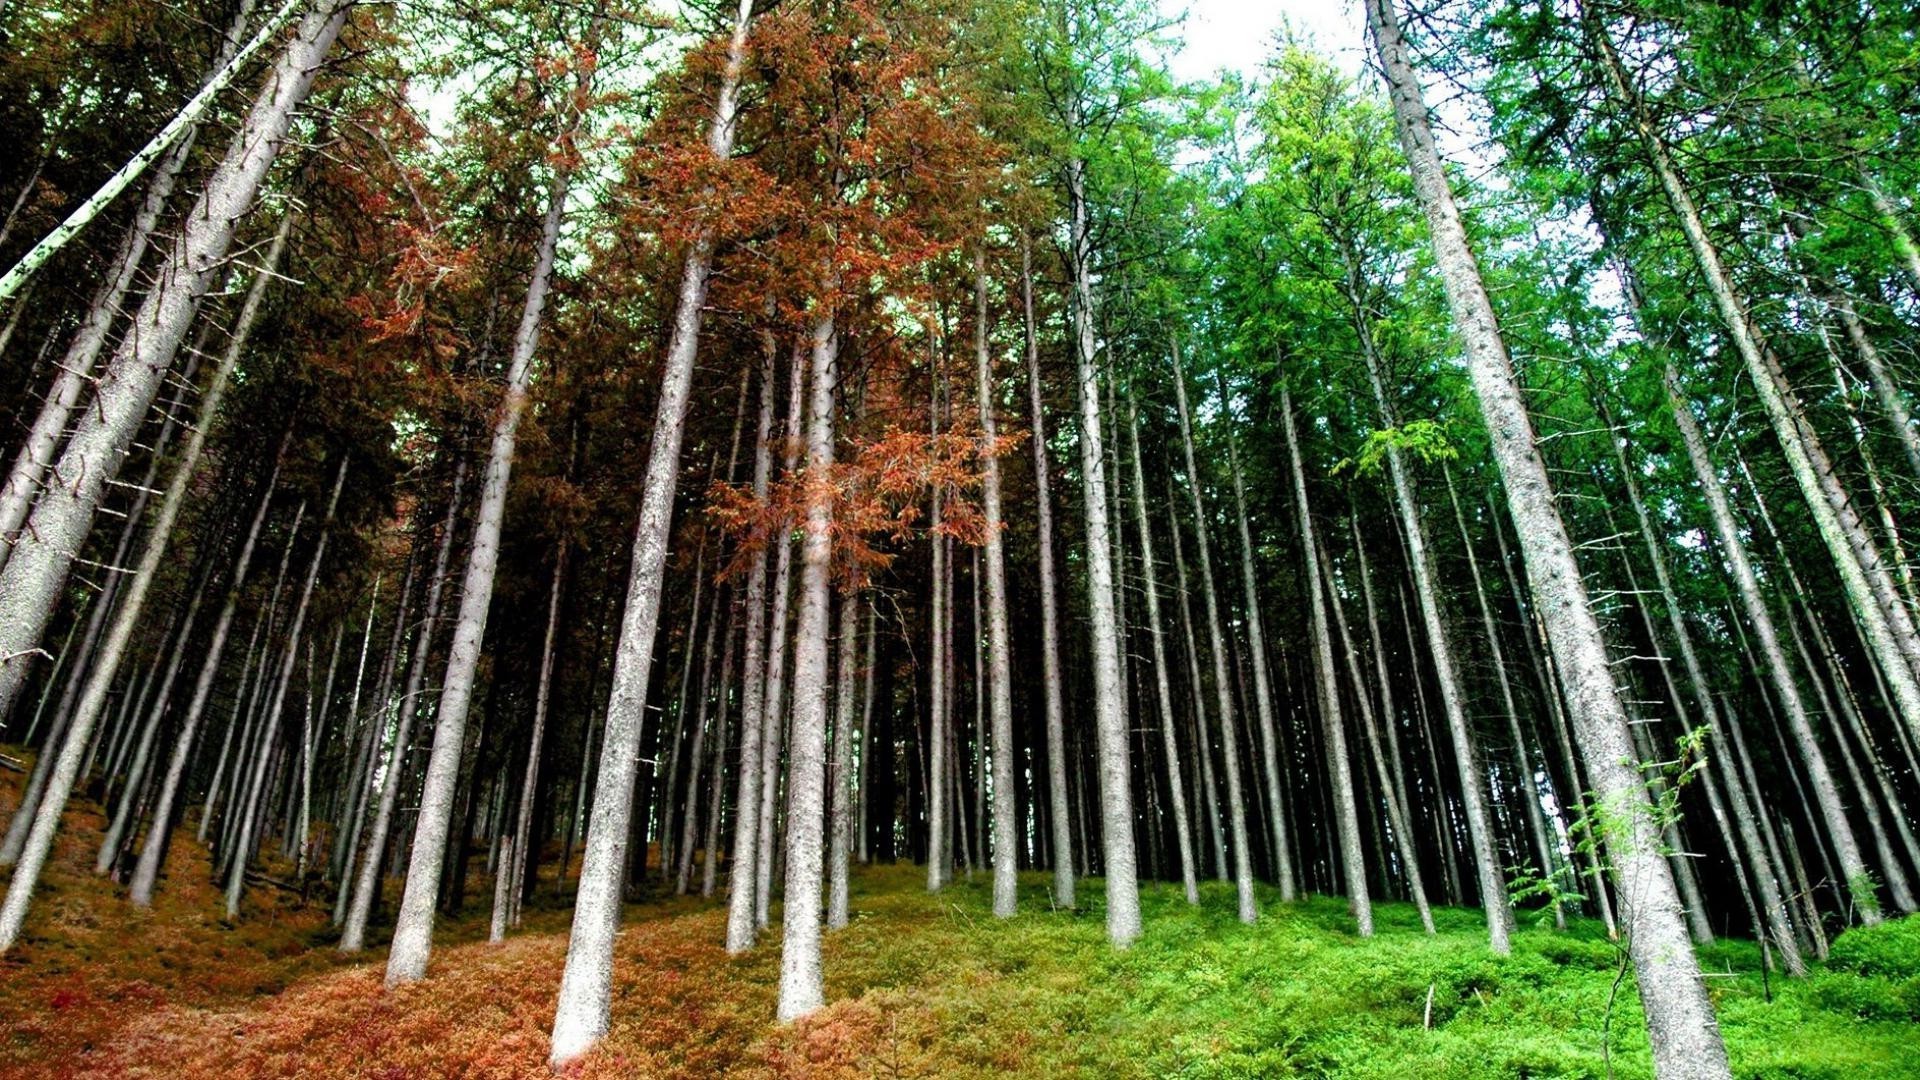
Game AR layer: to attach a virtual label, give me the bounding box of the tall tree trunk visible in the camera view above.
[1443,470,1562,929]
[777,309,838,1023]
[1590,13,1920,750]
[1347,264,1510,950]
[0,1,351,715]
[1367,1,1732,1073]
[388,163,570,986]
[1020,236,1074,909]
[494,547,566,939]
[1170,342,1260,920]
[1280,384,1370,935]
[549,1,755,1057]
[827,595,858,928]
[340,456,469,952]
[725,338,778,953]
[757,347,805,924]
[1219,382,1293,894]
[1067,145,1139,945]
[1666,364,1883,922]
[1126,396,1199,904]
[225,463,345,919]
[1326,522,1434,932]
[974,256,1018,918]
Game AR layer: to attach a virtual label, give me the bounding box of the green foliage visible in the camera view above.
[1829,914,1920,980]
[1337,419,1458,476]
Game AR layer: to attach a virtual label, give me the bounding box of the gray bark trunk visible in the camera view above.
[387,166,569,986]
[0,1,351,715]
[777,309,837,1023]
[1067,149,1139,945]
[1020,236,1074,909]
[1368,1,1731,1073]
[1126,396,1199,904]
[1280,384,1371,934]
[548,1,755,1058]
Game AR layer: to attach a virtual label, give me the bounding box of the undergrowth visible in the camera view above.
[1,762,1915,1078]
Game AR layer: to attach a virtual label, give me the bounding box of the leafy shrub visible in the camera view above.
[1827,914,1920,979]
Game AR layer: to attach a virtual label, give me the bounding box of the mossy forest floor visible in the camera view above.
[1,764,1916,1078]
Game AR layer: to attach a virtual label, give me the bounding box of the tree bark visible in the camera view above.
[1280,384,1370,934]
[549,1,755,1057]
[777,309,837,1023]
[388,162,569,985]
[1368,0,1731,1072]
[1020,236,1074,909]
[0,1,351,715]
[1067,146,1139,945]
[1170,341,1259,921]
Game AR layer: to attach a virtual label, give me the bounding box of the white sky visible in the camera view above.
[1164,0,1370,84]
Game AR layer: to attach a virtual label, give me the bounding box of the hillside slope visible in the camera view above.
[1,770,1915,1079]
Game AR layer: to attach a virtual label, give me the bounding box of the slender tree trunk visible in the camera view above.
[549,3,755,1057]
[973,256,1018,917]
[1369,1,1731,1071]
[1349,279,1510,949]
[1219,384,1293,895]
[0,1,351,714]
[1067,146,1139,945]
[1666,364,1883,921]
[1170,342,1259,920]
[777,308,838,1023]
[388,163,570,985]
[1167,468,1228,882]
[1444,470,1562,927]
[340,456,469,952]
[1020,237,1074,909]
[1126,396,1199,903]
[223,465,343,919]
[1590,14,1920,750]
[1280,385,1370,934]
[827,595,858,931]
[758,347,805,924]
[725,339,778,953]
[494,547,566,940]
[1326,521,1434,932]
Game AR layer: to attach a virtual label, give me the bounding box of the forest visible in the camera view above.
[0,0,1918,1075]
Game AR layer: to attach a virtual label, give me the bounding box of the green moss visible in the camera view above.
[830,871,1919,1079]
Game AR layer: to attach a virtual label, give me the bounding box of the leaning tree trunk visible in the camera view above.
[549,0,755,1060]
[1066,146,1139,946]
[1169,342,1259,921]
[827,594,858,928]
[339,456,469,952]
[725,339,778,954]
[1346,258,1510,951]
[493,545,566,940]
[1367,0,1732,1074]
[1280,384,1371,934]
[1589,12,1920,750]
[1020,236,1074,910]
[387,162,569,987]
[0,0,264,564]
[225,464,344,919]
[129,449,285,905]
[1597,386,1806,972]
[1126,395,1199,904]
[0,0,352,717]
[1665,363,1883,923]
[1220,384,1294,897]
[0,220,299,946]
